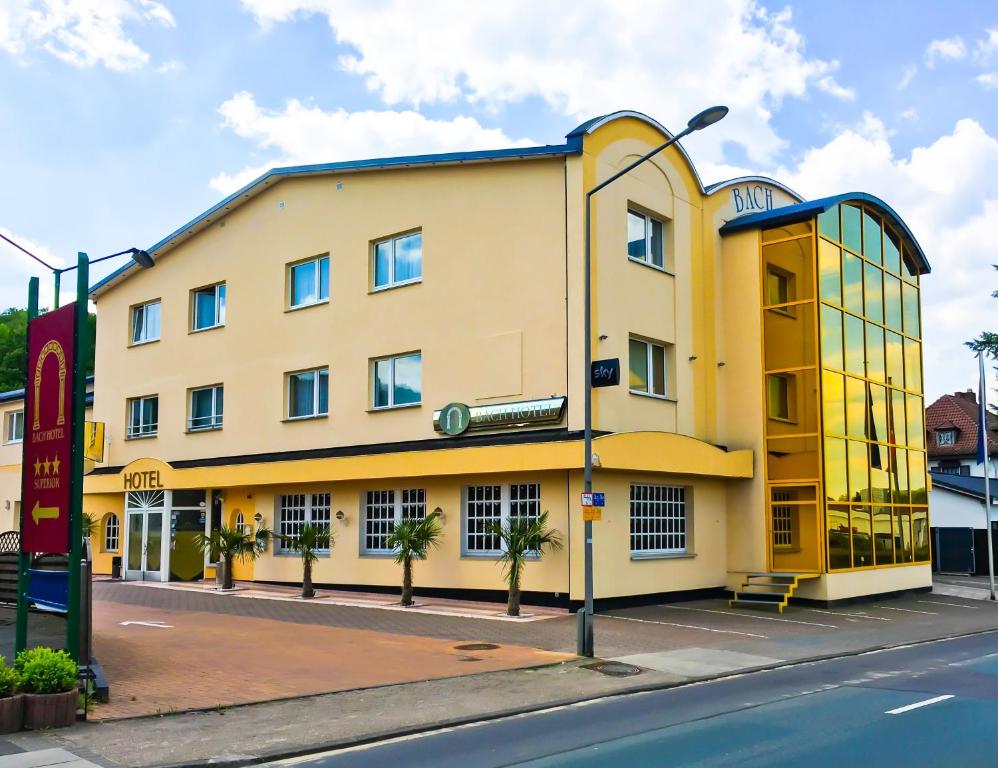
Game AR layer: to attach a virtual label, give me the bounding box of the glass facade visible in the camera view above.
[761,203,930,574]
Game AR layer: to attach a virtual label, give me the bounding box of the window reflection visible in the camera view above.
[866,324,885,382]
[906,393,924,448]
[823,371,845,436]
[821,305,844,371]
[818,205,840,241]
[894,508,913,563]
[824,437,848,502]
[842,205,862,254]
[884,226,902,275]
[884,274,902,330]
[843,251,864,316]
[846,376,866,439]
[848,440,868,502]
[764,307,816,371]
[863,211,882,265]
[818,239,842,305]
[827,503,851,570]
[873,506,894,564]
[904,338,922,394]
[902,282,920,337]
[852,505,873,568]
[844,314,865,375]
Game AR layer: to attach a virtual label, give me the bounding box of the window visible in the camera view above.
[373,353,421,409]
[766,374,793,421]
[363,488,427,553]
[289,256,330,309]
[127,396,158,438]
[374,231,422,289]
[191,283,226,331]
[630,484,688,554]
[771,489,793,549]
[189,385,223,431]
[627,209,665,269]
[131,300,161,344]
[103,514,120,552]
[4,410,23,444]
[765,266,794,306]
[935,429,956,446]
[464,483,540,555]
[629,338,668,398]
[277,493,331,552]
[287,368,329,419]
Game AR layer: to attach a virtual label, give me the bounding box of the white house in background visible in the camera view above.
[929,471,997,575]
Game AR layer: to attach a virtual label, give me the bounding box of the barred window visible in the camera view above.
[464,483,540,555]
[629,484,687,554]
[103,514,120,552]
[772,489,793,549]
[363,488,426,553]
[278,492,330,552]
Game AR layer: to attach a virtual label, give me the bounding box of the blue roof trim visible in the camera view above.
[719,192,931,274]
[89,140,583,296]
[930,471,998,504]
[1,375,94,404]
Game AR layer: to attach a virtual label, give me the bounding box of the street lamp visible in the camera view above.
[580,106,728,657]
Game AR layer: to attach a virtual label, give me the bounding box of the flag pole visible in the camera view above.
[979,352,995,601]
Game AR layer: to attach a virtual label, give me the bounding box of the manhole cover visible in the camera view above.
[581,661,643,677]
[454,643,500,651]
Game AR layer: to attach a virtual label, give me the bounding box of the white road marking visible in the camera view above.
[661,605,837,629]
[885,694,954,715]
[876,606,937,615]
[918,600,978,609]
[119,620,173,628]
[602,614,768,639]
[805,608,891,621]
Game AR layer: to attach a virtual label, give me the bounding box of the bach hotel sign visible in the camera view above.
[730,183,776,215]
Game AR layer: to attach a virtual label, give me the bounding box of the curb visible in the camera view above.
[152,625,998,768]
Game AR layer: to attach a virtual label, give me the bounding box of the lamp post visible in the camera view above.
[579,106,728,657]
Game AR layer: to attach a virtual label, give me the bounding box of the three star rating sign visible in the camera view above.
[31,454,62,524]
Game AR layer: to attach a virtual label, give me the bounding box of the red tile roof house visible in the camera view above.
[926,390,998,478]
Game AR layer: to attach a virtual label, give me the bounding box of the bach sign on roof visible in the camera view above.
[20,304,76,554]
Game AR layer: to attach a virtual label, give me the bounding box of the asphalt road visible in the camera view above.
[275,630,998,768]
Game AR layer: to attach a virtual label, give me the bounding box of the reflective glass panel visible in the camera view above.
[824,436,848,503]
[846,376,866,439]
[317,368,329,414]
[869,383,888,446]
[885,332,904,389]
[319,256,329,300]
[820,305,844,371]
[375,242,392,287]
[906,393,924,448]
[843,251,864,316]
[823,371,846,436]
[873,506,894,564]
[649,218,664,268]
[629,339,648,392]
[864,262,884,323]
[763,222,812,241]
[127,514,143,570]
[842,205,862,254]
[290,260,317,307]
[848,439,868,502]
[912,507,930,561]
[651,344,666,396]
[763,238,813,302]
[870,444,890,503]
[766,436,820,481]
[146,512,162,572]
[851,505,873,568]
[393,353,422,405]
[216,284,226,325]
[764,306,816,371]
[844,314,865,375]
[884,227,902,275]
[289,371,316,417]
[895,508,913,563]
[863,211,882,264]
[194,289,217,329]
[902,282,920,337]
[627,211,646,259]
[395,233,422,283]
[190,388,214,429]
[909,451,927,503]
[866,324,885,382]
[818,206,840,241]
[892,447,909,502]
[373,360,391,408]
[902,248,920,283]
[884,274,902,330]
[818,239,842,305]
[827,503,851,570]
[768,374,791,423]
[904,339,922,394]
[890,388,907,446]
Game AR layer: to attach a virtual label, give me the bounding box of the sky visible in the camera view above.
[0,0,996,402]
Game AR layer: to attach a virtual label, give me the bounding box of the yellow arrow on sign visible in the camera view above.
[31,502,60,524]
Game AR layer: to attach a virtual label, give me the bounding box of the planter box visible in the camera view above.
[0,695,24,734]
[23,689,77,729]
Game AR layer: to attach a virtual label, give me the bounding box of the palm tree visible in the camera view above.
[386,512,442,606]
[490,511,562,617]
[279,523,332,599]
[194,525,271,590]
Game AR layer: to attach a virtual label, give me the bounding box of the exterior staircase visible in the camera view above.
[728,572,819,613]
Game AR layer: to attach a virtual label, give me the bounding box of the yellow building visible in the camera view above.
[81,110,932,606]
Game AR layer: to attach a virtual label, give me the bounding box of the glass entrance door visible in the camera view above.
[124,491,167,581]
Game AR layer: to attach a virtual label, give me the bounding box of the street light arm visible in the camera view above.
[587,125,695,198]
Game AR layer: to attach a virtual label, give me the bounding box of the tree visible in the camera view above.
[967,264,998,413]
[278,523,332,598]
[489,512,562,617]
[386,512,442,606]
[0,307,96,392]
[194,525,271,590]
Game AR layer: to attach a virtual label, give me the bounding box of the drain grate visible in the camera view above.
[454,643,500,651]
[581,661,643,677]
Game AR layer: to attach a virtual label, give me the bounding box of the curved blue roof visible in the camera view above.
[719,192,930,274]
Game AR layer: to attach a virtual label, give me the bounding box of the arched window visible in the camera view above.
[104,514,120,552]
[235,511,244,532]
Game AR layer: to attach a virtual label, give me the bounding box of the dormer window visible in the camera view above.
[935,429,957,446]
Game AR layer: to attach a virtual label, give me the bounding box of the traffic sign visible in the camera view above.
[582,506,602,521]
[581,492,606,507]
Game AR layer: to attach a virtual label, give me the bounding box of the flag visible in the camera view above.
[980,353,990,465]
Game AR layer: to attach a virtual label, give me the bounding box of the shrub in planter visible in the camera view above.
[0,656,22,734]
[15,648,77,729]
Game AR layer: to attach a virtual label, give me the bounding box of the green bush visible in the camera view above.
[15,647,76,695]
[0,656,18,697]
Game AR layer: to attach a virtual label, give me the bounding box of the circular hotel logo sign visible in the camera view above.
[438,402,471,435]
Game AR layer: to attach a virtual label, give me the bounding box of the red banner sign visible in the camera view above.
[20,304,76,554]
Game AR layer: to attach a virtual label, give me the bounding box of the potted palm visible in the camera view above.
[16,647,77,729]
[279,523,331,599]
[194,525,271,591]
[0,656,22,733]
[490,512,562,617]
[386,512,442,606]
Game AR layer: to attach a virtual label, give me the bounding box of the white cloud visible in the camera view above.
[816,75,855,101]
[0,229,71,311]
[925,35,967,67]
[239,0,851,167]
[974,28,998,63]
[155,58,183,74]
[899,108,919,121]
[0,0,174,71]
[898,64,917,90]
[209,91,536,194]
[977,72,998,89]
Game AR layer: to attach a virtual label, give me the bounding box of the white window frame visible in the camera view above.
[4,410,24,444]
[629,337,669,399]
[362,488,427,554]
[188,384,224,432]
[371,352,422,410]
[191,283,226,332]
[276,492,331,554]
[126,396,158,438]
[627,209,667,271]
[462,483,541,557]
[935,429,957,446]
[373,231,422,290]
[103,514,120,552]
[286,367,329,420]
[288,255,330,310]
[130,300,161,345]
[629,483,688,556]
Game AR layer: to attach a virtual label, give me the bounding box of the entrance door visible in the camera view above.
[768,483,822,573]
[124,491,167,581]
